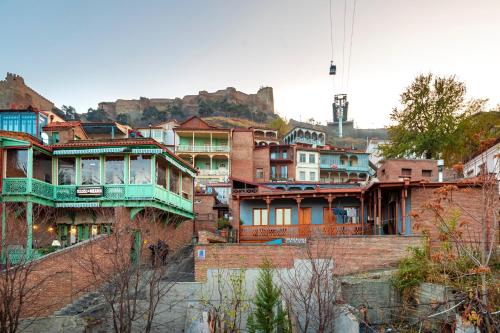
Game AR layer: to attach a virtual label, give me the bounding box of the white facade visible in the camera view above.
[295,150,320,181]
[366,138,390,167]
[463,142,499,188]
[137,120,178,146]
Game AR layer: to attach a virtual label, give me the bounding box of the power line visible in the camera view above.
[329,0,334,61]
[341,0,348,90]
[346,0,357,92]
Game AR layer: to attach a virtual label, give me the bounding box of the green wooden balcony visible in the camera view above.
[1,178,193,218]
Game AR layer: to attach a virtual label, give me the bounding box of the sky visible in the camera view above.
[1,0,499,128]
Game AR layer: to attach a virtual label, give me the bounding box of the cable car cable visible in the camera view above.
[341,0,348,90]
[346,0,357,92]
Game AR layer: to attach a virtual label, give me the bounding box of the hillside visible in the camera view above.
[82,87,276,127]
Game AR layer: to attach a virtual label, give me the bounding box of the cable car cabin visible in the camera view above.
[329,62,336,75]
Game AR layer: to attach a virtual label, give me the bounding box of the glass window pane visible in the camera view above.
[156,157,167,188]
[284,209,291,225]
[130,155,151,184]
[33,150,52,183]
[58,157,76,185]
[253,210,261,225]
[105,156,124,184]
[169,167,180,193]
[261,209,268,225]
[276,209,283,225]
[6,149,28,178]
[81,157,100,185]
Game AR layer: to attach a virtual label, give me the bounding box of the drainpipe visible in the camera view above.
[437,159,444,182]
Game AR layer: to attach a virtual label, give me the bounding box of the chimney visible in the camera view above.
[437,160,444,182]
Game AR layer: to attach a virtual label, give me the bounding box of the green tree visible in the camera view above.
[198,100,214,117]
[86,107,111,122]
[116,113,130,125]
[61,105,80,121]
[382,74,477,164]
[268,116,290,137]
[247,260,289,333]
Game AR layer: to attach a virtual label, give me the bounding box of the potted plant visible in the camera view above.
[216,217,232,238]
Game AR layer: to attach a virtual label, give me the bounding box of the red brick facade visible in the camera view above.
[378,159,438,182]
[231,130,256,182]
[194,236,422,281]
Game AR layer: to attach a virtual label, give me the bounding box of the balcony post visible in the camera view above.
[192,132,195,149]
[327,194,333,224]
[1,202,5,261]
[26,201,33,258]
[210,133,213,149]
[360,193,365,235]
[210,155,213,172]
[265,196,272,225]
[377,188,382,235]
[401,187,407,235]
[27,147,33,192]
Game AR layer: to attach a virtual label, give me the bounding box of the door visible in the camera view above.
[130,230,142,265]
[299,207,312,237]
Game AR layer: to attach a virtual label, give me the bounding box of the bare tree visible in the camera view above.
[278,239,343,333]
[0,203,58,333]
[77,208,188,333]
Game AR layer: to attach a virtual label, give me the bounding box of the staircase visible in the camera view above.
[163,245,195,282]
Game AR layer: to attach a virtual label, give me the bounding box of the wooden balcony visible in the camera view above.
[239,223,373,242]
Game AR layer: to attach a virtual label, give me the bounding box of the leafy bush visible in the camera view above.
[392,246,430,291]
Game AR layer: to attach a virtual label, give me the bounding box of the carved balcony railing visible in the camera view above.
[239,223,373,242]
[176,145,230,153]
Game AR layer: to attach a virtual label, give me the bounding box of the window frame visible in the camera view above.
[299,153,306,163]
[309,154,316,164]
[252,208,269,226]
[275,207,292,225]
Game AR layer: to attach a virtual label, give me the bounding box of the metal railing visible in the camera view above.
[197,169,229,176]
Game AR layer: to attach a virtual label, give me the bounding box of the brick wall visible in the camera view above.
[230,131,255,182]
[378,159,438,181]
[254,147,270,182]
[194,194,218,233]
[409,186,498,247]
[194,236,422,281]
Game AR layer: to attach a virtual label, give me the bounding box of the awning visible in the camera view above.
[163,153,196,177]
[53,147,126,155]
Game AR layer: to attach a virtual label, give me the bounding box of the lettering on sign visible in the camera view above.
[76,186,103,197]
[285,238,307,244]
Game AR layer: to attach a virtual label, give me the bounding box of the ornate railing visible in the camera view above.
[232,188,258,194]
[198,169,229,176]
[239,223,373,242]
[2,178,193,214]
[176,145,230,153]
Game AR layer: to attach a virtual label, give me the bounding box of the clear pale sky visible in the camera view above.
[1,0,499,128]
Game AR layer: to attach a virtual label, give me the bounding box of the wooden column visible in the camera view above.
[265,197,272,225]
[401,187,407,235]
[377,188,382,235]
[360,193,365,235]
[326,194,335,224]
[295,196,303,223]
[234,196,241,242]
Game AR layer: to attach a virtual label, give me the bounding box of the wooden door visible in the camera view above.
[299,207,312,237]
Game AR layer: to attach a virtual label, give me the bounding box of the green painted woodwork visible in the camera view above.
[77,225,90,241]
[53,148,126,155]
[131,148,162,154]
[2,178,194,217]
[131,230,141,265]
[26,201,32,258]
[130,207,144,220]
[0,137,31,148]
[58,225,68,246]
[1,203,5,262]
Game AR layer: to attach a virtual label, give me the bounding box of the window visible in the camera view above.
[105,156,124,184]
[270,152,277,159]
[58,157,76,185]
[299,153,306,163]
[309,154,316,164]
[169,167,180,194]
[156,157,167,188]
[81,157,100,185]
[299,171,306,181]
[253,208,268,225]
[275,208,291,225]
[309,171,316,181]
[280,165,288,179]
[282,151,288,159]
[33,150,52,183]
[130,155,151,184]
[52,132,59,144]
[271,166,277,178]
[344,207,359,223]
[256,168,264,179]
[402,168,412,176]
[6,149,28,178]
[422,169,432,177]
